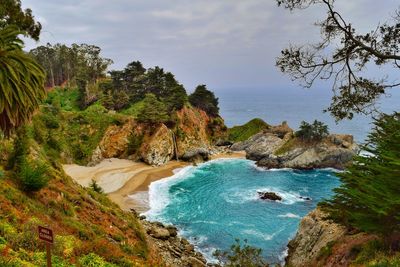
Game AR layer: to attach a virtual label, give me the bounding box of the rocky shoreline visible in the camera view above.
[71,117,359,266]
[133,211,213,267]
[231,122,358,170]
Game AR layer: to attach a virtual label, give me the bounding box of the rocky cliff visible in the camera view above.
[286,208,378,267]
[286,208,347,266]
[231,122,358,169]
[90,106,226,166]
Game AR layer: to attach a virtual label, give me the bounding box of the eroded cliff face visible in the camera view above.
[286,208,378,267]
[175,107,210,153]
[90,106,226,166]
[91,119,137,164]
[231,122,358,170]
[286,208,347,267]
[139,124,174,166]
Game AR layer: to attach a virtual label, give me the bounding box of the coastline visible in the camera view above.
[63,151,246,212]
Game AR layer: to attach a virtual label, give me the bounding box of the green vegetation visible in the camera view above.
[45,87,81,111]
[89,179,104,194]
[321,113,400,245]
[17,158,49,192]
[295,120,329,141]
[0,26,45,135]
[228,118,269,142]
[189,85,219,117]
[214,239,268,267]
[137,94,169,124]
[0,0,42,40]
[30,43,113,89]
[317,241,336,261]
[0,166,152,266]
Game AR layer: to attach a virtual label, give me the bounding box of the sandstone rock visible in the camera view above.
[148,226,171,240]
[166,225,178,237]
[285,208,347,267]
[187,256,207,267]
[182,148,210,163]
[215,139,233,146]
[90,119,136,164]
[140,124,174,166]
[258,191,282,201]
[175,107,213,158]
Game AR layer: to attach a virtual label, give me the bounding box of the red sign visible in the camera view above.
[38,226,53,244]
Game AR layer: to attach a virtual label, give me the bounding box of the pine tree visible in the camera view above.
[189,85,219,117]
[321,113,400,244]
[137,94,169,124]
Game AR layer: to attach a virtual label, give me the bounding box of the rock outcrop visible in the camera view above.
[231,122,358,170]
[90,119,136,164]
[140,124,174,166]
[286,208,347,267]
[181,148,210,163]
[174,107,213,160]
[258,191,282,201]
[89,106,226,166]
[140,218,208,267]
[286,208,379,267]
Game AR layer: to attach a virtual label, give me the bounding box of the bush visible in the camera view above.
[213,239,267,267]
[40,113,60,129]
[79,253,118,267]
[89,179,104,194]
[295,120,329,141]
[17,158,49,192]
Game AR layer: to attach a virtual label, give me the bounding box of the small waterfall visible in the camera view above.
[171,130,179,161]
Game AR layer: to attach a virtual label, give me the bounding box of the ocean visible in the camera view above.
[144,159,340,264]
[216,87,400,142]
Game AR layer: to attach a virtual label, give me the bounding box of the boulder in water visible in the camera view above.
[258,191,282,201]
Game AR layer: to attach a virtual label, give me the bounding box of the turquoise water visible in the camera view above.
[144,159,340,264]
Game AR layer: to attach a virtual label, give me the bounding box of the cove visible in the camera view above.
[143,158,340,264]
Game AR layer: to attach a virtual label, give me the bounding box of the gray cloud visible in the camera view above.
[22,0,398,91]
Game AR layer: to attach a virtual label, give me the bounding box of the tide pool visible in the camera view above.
[144,159,340,264]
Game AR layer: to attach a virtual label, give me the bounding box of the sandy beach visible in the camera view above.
[63,151,246,212]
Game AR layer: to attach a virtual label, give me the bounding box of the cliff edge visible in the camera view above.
[231,122,358,169]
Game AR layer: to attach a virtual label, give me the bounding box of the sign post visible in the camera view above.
[38,226,53,267]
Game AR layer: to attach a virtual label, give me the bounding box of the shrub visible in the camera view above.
[295,120,329,141]
[89,179,104,194]
[79,253,118,267]
[17,158,49,192]
[213,239,267,267]
[40,113,60,129]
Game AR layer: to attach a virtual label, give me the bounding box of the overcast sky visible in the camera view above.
[22,0,398,92]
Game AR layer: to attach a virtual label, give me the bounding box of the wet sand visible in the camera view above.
[63,151,246,212]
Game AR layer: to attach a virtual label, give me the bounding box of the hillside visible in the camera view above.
[0,149,155,266]
[227,118,269,142]
[0,84,227,266]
